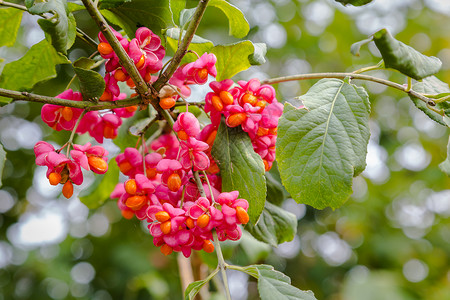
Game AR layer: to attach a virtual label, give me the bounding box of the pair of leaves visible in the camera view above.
[0,8,23,47]
[245,202,297,247]
[26,0,76,54]
[276,79,371,210]
[0,40,70,106]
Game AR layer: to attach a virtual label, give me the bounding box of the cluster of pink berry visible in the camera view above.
[110,112,250,257]
[34,26,283,257]
[205,78,283,171]
[34,141,108,198]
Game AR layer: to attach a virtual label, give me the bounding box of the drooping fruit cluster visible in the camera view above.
[34,142,108,198]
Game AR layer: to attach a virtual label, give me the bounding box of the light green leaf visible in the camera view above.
[276,79,370,210]
[245,202,297,247]
[0,8,23,47]
[28,0,76,54]
[373,28,442,80]
[0,144,6,188]
[335,0,373,6]
[101,0,171,38]
[179,8,196,28]
[67,2,85,12]
[169,0,185,25]
[184,268,219,300]
[409,76,450,126]
[211,120,266,223]
[80,160,119,209]
[439,136,450,176]
[0,40,70,106]
[73,58,106,101]
[233,264,317,300]
[350,37,373,56]
[165,27,214,63]
[211,41,253,81]
[208,0,249,38]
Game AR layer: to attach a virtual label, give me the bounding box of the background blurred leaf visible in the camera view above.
[0,144,6,188]
[335,0,373,6]
[277,79,370,209]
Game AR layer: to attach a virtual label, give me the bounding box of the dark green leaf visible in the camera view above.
[113,115,140,151]
[0,144,6,188]
[335,0,373,6]
[211,120,266,223]
[184,268,219,300]
[165,28,214,63]
[101,0,172,38]
[0,8,23,47]
[73,58,106,101]
[80,160,119,209]
[265,171,287,205]
[373,28,442,80]
[211,41,254,81]
[439,136,450,176]
[276,79,370,210]
[28,0,76,54]
[409,76,450,126]
[0,40,70,106]
[245,202,297,247]
[249,42,267,65]
[208,0,249,38]
[98,0,130,10]
[350,37,373,56]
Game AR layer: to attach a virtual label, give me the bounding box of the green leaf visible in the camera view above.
[409,76,450,126]
[98,0,130,10]
[249,42,267,65]
[245,202,297,247]
[67,2,85,12]
[169,0,185,25]
[439,136,450,176]
[184,268,219,300]
[28,0,76,54]
[335,0,373,6]
[211,41,253,81]
[208,0,249,38]
[165,27,214,63]
[80,160,119,209]
[234,265,317,300]
[0,144,6,188]
[350,37,373,56]
[0,40,70,106]
[101,0,172,38]
[276,79,371,210]
[265,168,287,205]
[0,8,23,47]
[211,120,266,223]
[373,28,442,80]
[73,58,106,101]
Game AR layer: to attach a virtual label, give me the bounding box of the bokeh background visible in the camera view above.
[0,0,449,299]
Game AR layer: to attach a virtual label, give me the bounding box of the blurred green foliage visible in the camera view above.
[0,0,449,299]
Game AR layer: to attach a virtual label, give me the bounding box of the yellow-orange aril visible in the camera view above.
[167,173,181,192]
[146,167,157,179]
[62,181,74,199]
[119,161,133,174]
[88,156,108,173]
[236,206,249,224]
[220,91,234,105]
[186,217,195,229]
[155,211,170,223]
[114,69,127,82]
[160,221,171,234]
[49,172,61,186]
[160,244,173,256]
[121,210,134,220]
[135,55,146,69]
[159,97,176,110]
[177,130,189,141]
[202,240,214,253]
[98,42,113,56]
[124,179,137,195]
[103,124,116,139]
[227,113,247,127]
[241,93,257,105]
[99,91,112,102]
[125,195,146,210]
[61,107,73,121]
[211,95,223,111]
[197,214,210,228]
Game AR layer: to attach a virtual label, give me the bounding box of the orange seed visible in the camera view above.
[62,181,73,199]
[49,172,61,186]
